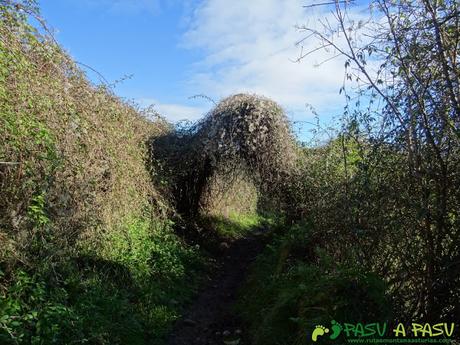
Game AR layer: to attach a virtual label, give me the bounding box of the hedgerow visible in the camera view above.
[0,2,203,344]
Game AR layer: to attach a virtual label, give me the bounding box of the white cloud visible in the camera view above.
[137,98,207,122]
[181,0,354,120]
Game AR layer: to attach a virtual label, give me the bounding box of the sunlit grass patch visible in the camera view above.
[203,212,268,239]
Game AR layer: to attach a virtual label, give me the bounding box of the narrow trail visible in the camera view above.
[167,230,267,345]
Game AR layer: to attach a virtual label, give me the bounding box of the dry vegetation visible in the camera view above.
[150,93,298,217]
[1,1,460,345]
[0,3,172,266]
[1,3,201,344]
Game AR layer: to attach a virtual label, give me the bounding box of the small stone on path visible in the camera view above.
[183,319,197,327]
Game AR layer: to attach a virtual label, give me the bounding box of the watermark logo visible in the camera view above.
[311,325,329,342]
[312,320,343,342]
[310,321,456,344]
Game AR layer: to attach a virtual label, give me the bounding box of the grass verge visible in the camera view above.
[0,216,205,345]
[237,222,392,345]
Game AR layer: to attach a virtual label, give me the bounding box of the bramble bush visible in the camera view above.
[0,2,205,344]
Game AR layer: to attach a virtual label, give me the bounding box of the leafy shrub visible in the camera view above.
[239,223,391,345]
[0,270,82,345]
[0,217,204,345]
[0,3,205,344]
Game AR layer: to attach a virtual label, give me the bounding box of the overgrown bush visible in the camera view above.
[282,132,459,322]
[266,0,460,324]
[0,2,204,344]
[0,0,171,263]
[0,216,203,345]
[150,94,298,217]
[239,222,391,345]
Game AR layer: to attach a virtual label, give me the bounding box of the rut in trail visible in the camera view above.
[167,230,266,345]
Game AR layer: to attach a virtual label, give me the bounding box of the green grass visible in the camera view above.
[206,212,265,239]
[237,222,392,345]
[0,216,206,345]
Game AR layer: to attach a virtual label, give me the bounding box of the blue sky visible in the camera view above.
[40,0,354,138]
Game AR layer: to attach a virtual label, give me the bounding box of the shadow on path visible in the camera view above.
[167,228,267,345]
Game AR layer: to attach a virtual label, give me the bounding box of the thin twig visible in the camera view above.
[188,94,217,106]
[303,0,354,9]
[75,61,110,86]
[0,161,20,165]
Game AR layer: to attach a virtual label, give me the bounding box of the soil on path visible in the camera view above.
[167,230,266,345]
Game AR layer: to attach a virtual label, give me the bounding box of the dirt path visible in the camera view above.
[167,231,266,345]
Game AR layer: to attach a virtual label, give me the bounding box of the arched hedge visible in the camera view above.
[150,94,298,216]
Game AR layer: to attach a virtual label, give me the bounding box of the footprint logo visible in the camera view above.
[329,320,343,340]
[312,325,329,342]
